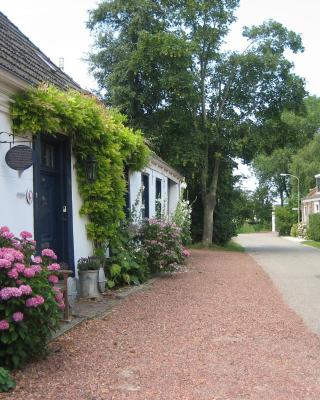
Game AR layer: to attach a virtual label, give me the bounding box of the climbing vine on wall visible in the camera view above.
[10,84,150,253]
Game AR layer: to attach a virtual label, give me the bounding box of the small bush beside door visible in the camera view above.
[307,214,320,241]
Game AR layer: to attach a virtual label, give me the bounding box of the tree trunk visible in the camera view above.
[280,191,284,207]
[202,195,215,244]
[202,156,220,244]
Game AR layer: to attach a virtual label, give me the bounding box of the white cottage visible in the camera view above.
[302,174,320,223]
[129,154,183,220]
[0,12,183,280]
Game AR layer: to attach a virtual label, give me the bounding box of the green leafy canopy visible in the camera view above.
[87,0,307,243]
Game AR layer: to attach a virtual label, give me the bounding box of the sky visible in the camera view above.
[1,0,319,190]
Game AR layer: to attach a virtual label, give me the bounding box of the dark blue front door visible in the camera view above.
[39,170,60,252]
[34,135,74,267]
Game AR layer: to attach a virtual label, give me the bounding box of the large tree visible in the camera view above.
[290,134,320,196]
[253,148,293,206]
[252,96,320,204]
[88,1,306,244]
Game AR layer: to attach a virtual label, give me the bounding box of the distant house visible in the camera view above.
[302,174,320,223]
[0,12,183,282]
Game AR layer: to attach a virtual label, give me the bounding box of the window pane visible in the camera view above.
[41,142,55,168]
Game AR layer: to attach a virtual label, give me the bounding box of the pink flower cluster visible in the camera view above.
[0,287,22,300]
[0,226,14,240]
[19,284,32,295]
[182,248,191,257]
[0,258,11,268]
[42,248,57,260]
[140,219,186,272]
[23,265,42,278]
[0,248,24,266]
[31,256,42,264]
[0,225,64,332]
[26,295,45,308]
[0,284,33,300]
[0,319,9,330]
[148,219,167,228]
[48,263,60,271]
[53,287,65,309]
[20,231,33,240]
[12,311,24,322]
[0,312,24,330]
[48,274,59,284]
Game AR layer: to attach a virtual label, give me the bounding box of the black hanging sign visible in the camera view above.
[5,145,34,171]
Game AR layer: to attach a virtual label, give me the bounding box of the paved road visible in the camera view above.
[235,232,320,336]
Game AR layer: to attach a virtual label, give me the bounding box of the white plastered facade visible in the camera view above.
[129,156,183,220]
[0,69,93,276]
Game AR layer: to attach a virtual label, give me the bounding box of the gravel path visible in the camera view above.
[3,249,320,400]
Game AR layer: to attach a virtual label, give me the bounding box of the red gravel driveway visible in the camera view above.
[4,249,320,400]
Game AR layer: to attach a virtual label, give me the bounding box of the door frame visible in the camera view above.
[33,133,75,273]
[142,173,150,218]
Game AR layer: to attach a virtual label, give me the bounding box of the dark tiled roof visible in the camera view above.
[0,11,82,91]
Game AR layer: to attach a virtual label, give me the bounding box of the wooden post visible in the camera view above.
[57,269,72,322]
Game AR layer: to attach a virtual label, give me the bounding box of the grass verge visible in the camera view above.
[189,240,245,252]
[301,240,320,249]
[237,222,271,234]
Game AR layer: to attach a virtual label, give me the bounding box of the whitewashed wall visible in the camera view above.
[0,82,34,236]
[71,154,94,276]
[168,179,180,216]
[129,170,142,217]
[0,73,93,275]
[129,162,181,219]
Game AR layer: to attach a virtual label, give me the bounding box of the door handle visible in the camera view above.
[62,205,67,213]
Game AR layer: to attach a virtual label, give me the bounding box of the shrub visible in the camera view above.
[307,214,320,241]
[105,221,148,288]
[0,367,15,392]
[139,219,187,273]
[297,222,307,238]
[237,223,256,234]
[291,222,307,238]
[212,204,237,245]
[0,227,63,369]
[77,257,101,271]
[172,198,192,245]
[275,206,296,236]
[238,223,271,234]
[290,223,298,237]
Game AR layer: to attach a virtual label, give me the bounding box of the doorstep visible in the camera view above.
[51,278,157,340]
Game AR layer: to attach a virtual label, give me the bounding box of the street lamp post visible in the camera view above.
[280,173,300,224]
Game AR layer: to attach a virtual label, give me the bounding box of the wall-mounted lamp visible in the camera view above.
[85,155,98,183]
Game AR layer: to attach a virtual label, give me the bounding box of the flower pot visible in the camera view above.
[79,270,100,298]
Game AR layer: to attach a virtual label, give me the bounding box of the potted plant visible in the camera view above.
[78,257,101,298]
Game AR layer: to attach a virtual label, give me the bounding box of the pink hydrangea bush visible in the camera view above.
[0,227,64,369]
[138,219,187,273]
